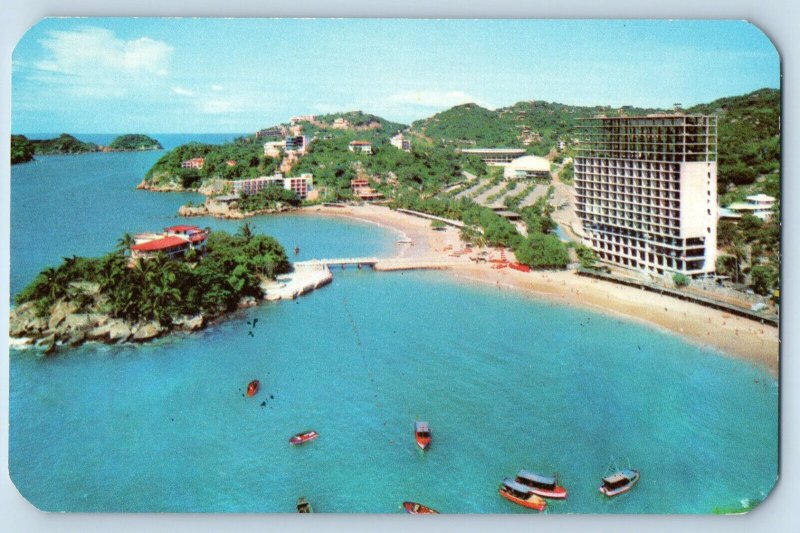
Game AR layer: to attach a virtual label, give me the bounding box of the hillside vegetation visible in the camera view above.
[410,89,780,194]
[11,135,35,164]
[30,133,100,155]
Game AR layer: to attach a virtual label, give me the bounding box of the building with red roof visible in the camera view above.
[129,225,209,262]
[348,140,373,154]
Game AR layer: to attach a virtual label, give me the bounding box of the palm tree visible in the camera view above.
[116,233,136,255]
[237,222,254,242]
[731,239,749,284]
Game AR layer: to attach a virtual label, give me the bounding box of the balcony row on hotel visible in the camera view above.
[227,173,314,199]
[575,114,717,278]
[129,225,210,263]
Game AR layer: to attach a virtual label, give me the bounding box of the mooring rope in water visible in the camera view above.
[340,295,386,422]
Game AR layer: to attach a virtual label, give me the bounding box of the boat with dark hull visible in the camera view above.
[297,497,313,513]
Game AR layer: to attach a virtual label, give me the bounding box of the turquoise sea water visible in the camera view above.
[8,143,778,513]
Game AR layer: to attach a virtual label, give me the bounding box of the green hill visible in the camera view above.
[410,101,661,156]
[11,135,35,164]
[30,133,99,155]
[108,134,162,151]
[410,89,780,194]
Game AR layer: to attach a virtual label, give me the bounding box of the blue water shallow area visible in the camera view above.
[9,145,778,513]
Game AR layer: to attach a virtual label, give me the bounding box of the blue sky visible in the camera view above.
[11,18,780,133]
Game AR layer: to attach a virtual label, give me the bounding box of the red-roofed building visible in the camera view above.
[181,157,205,169]
[226,160,237,167]
[129,225,209,262]
[348,140,373,154]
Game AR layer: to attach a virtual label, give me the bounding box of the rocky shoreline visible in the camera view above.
[177,195,296,219]
[9,265,333,357]
[9,299,207,356]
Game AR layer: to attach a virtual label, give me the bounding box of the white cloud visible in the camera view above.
[32,27,173,98]
[172,86,195,97]
[201,99,236,114]
[388,90,491,109]
[210,84,224,92]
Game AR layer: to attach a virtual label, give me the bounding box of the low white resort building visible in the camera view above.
[460,147,526,165]
[503,155,550,180]
[720,193,777,221]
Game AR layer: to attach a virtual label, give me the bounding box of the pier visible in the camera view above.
[294,256,463,272]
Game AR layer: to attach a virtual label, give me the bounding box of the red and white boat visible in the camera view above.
[403,501,439,514]
[289,430,319,446]
[415,421,431,450]
[515,470,568,499]
[246,380,259,397]
[498,478,547,511]
[599,469,640,497]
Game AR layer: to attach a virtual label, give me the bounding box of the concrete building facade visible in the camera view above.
[574,114,718,278]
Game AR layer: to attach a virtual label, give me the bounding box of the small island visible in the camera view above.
[8,225,323,355]
[106,134,163,152]
[10,133,162,164]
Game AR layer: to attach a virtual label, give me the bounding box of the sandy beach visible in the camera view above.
[300,204,780,376]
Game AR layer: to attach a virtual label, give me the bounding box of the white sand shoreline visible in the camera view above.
[297,204,780,376]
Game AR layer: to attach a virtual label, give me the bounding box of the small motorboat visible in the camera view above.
[515,470,568,499]
[415,421,431,450]
[498,478,547,511]
[246,380,260,397]
[289,430,319,446]
[599,468,640,497]
[403,501,439,514]
[297,496,313,513]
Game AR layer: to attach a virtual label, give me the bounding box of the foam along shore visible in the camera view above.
[299,204,780,376]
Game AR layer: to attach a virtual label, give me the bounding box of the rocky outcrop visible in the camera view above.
[136,178,185,192]
[173,314,204,332]
[48,301,77,330]
[132,321,164,342]
[178,204,209,217]
[238,296,258,308]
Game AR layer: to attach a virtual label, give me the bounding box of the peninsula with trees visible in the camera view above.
[9,226,292,354]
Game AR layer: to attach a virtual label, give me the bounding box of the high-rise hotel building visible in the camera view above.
[574,115,717,277]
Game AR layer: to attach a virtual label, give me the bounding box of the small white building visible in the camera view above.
[263,140,285,158]
[348,140,373,154]
[503,155,551,180]
[390,133,411,152]
[722,194,777,221]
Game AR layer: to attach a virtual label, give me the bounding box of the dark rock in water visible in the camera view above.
[270,394,274,399]
[260,401,266,407]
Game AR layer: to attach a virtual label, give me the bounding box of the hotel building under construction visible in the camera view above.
[574,115,717,278]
